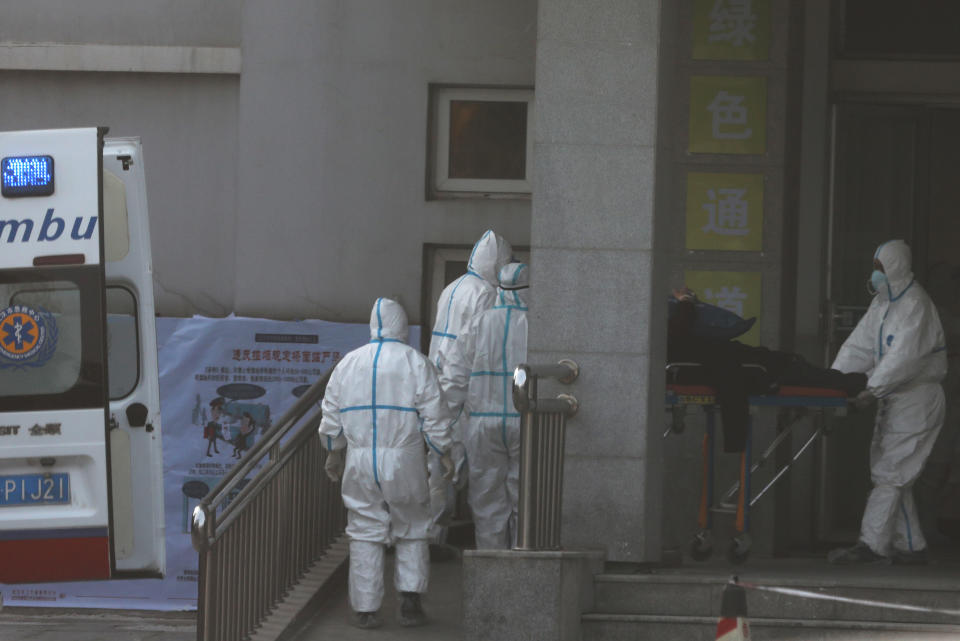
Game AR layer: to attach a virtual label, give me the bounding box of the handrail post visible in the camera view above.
[513,360,579,551]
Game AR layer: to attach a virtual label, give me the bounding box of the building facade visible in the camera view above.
[2,0,958,564]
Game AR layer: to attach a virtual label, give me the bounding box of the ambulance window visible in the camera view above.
[107,286,139,399]
[1,282,83,397]
[103,170,130,262]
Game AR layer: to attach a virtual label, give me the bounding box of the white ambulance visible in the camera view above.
[0,127,164,582]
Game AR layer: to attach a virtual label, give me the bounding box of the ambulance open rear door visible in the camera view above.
[0,127,165,582]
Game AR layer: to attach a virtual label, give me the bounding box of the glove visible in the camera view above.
[440,452,456,481]
[854,389,876,409]
[449,441,468,488]
[324,448,345,483]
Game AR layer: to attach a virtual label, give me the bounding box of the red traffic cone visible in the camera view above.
[716,578,750,640]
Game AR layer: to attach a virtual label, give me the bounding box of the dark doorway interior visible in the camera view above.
[823,102,960,554]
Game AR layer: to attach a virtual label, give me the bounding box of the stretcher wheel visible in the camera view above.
[726,533,752,565]
[689,530,714,562]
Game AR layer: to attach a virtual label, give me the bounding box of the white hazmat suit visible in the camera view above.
[318,298,453,615]
[441,263,529,549]
[426,230,512,540]
[831,240,947,559]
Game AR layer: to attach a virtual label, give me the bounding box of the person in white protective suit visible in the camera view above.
[318,298,455,628]
[426,230,513,544]
[440,262,529,549]
[828,240,947,565]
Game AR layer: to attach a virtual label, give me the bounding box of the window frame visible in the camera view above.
[427,84,534,200]
[0,265,106,412]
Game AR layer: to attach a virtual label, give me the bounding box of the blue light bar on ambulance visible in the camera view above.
[2,155,55,197]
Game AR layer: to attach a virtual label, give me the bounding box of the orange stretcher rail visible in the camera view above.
[664,364,853,564]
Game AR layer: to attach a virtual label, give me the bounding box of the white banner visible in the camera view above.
[0,314,417,609]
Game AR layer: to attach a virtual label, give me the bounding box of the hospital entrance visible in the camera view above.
[820,103,960,553]
[659,1,960,576]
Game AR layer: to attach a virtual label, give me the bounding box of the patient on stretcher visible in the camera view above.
[667,288,866,452]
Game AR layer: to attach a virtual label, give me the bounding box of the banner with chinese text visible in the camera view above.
[692,0,770,61]
[689,75,767,154]
[686,172,764,251]
[0,314,417,610]
[684,271,762,345]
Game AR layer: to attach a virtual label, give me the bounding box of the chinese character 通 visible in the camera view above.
[702,188,750,236]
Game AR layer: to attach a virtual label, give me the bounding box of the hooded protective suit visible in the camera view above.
[440,263,529,549]
[426,230,512,540]
[318,298,453,613]
[832,240,947,556]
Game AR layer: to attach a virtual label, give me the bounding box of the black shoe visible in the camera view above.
[350,611,382,629]
[399,591,427,627]
[892,548,928,565]
[827,541,891,565]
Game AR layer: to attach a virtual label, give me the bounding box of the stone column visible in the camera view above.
[530,0,666,562]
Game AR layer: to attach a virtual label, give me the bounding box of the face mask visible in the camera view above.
[868,269,887,295]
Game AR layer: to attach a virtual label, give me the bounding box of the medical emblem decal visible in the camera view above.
[0,305,58,368]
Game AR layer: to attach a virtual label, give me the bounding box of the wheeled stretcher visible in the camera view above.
[664,362,851,564]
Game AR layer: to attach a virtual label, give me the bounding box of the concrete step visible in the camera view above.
[592,573,960,626]
[582,614,960,641]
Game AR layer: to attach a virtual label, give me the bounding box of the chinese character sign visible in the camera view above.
[689,76,767,154]
[686,172,764,251]
[693,0,770,60]
[684,271,762,345]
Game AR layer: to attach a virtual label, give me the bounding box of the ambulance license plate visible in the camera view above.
[0,474,70,506]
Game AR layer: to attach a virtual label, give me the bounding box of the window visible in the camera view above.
[106,286,139,400]
[429,86,534,198]
[103,170,130,262]
[0,266,106,411]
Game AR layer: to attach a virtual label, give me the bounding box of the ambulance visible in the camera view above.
[0,127,164,582]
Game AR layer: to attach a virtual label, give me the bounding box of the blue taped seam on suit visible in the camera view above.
[501,307,512,448]
[900,498,915,552]
[341,404,418,413]
[371,339,383,489]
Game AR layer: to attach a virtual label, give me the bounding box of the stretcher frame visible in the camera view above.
[664,362,850,564]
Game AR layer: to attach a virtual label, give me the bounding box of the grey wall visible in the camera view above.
[1,1,535,323]
[531,0,666,562]
[1,1,241,46]
[233,0,535,323]
[0,71,240,317]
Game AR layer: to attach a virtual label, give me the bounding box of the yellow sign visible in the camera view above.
[689,76,766,155]
[686,172,764,251]
[692,0,770,61]
[684,271,762,345]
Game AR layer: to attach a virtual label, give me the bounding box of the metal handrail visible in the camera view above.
[192,367,346,641]
[513,360,579,551]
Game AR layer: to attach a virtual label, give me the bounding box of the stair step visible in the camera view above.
[582,614,960,641]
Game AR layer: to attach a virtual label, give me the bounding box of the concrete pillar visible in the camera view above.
[530,0,666,562]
